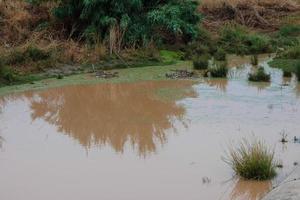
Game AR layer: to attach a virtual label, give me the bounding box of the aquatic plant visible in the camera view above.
[209,61,228,77]
[248,67,270,82]
[193,55,210,70]
[224,139,277,180]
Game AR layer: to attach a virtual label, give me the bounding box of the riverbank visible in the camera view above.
[0,61,195,96]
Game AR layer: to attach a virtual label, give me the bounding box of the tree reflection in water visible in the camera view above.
[26,81,196,156]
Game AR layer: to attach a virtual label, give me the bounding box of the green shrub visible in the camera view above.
[54,0,201,47]
[214,48,226,61]
[209,61,228,77]
[224,139,276,180]
[193,55,210,70]
[220,25,273,55]
[251,55,258,65]
[248,67,270,82]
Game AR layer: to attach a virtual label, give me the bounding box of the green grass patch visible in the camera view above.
[0,61,196,96]
[269,59,299,73]
[160,50,183,63]
[219,25,273,55]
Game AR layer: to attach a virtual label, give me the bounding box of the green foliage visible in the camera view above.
[269,59,299,73]
[53,0,201,47]
[248,67,270,82]
[251,55,258,65]
[214,48,226,61]
[160,50,183,63]
[219,25,273,55]
[279,25,300,37]
[193,54,210,70]
[278,45,300,59]
[296,61,300,81]
[225,139,276,180]
[0,61,17,85]
[209,61,228,78]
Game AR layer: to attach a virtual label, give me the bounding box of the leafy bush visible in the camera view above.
[53,0,201,48]
[193,55,210,70]
[219,25,273,55]
[214,48,226,61]
[248,67,270,82]
[224,139,276,180]
[209,61,228,77]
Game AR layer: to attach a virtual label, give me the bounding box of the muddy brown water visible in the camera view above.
[1,58,300,200]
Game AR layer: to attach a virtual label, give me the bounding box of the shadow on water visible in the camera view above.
[17,80,197,156]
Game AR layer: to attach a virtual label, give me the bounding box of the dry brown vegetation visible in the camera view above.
[200,0,300,31]
[0,0,107,72]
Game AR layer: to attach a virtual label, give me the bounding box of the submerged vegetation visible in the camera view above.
[209,61,228,78]
[225,139,277,180]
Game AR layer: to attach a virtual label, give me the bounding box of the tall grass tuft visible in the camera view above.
[193,55,210,70]
[209,61,228,77]
[224,139,277,180]
[248,67,270,82]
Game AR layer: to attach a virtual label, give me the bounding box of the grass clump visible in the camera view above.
[193,55,210,70]
[209,61,228,77]
[248,67,270,82]
[224,139,277,180]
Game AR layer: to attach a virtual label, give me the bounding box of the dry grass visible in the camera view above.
[200,0,300,31]
[201,0,299,9]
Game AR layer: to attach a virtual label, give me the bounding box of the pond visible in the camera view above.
[0,57,300,200]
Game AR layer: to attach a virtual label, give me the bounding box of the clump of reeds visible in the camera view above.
[193,54,210,70]
[224,139,277,180]
[248,67,270,82]
[209,61,228,77]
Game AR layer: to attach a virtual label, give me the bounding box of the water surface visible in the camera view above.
[0,58,300,200]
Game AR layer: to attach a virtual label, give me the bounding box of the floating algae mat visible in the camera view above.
[1,59,300,200]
